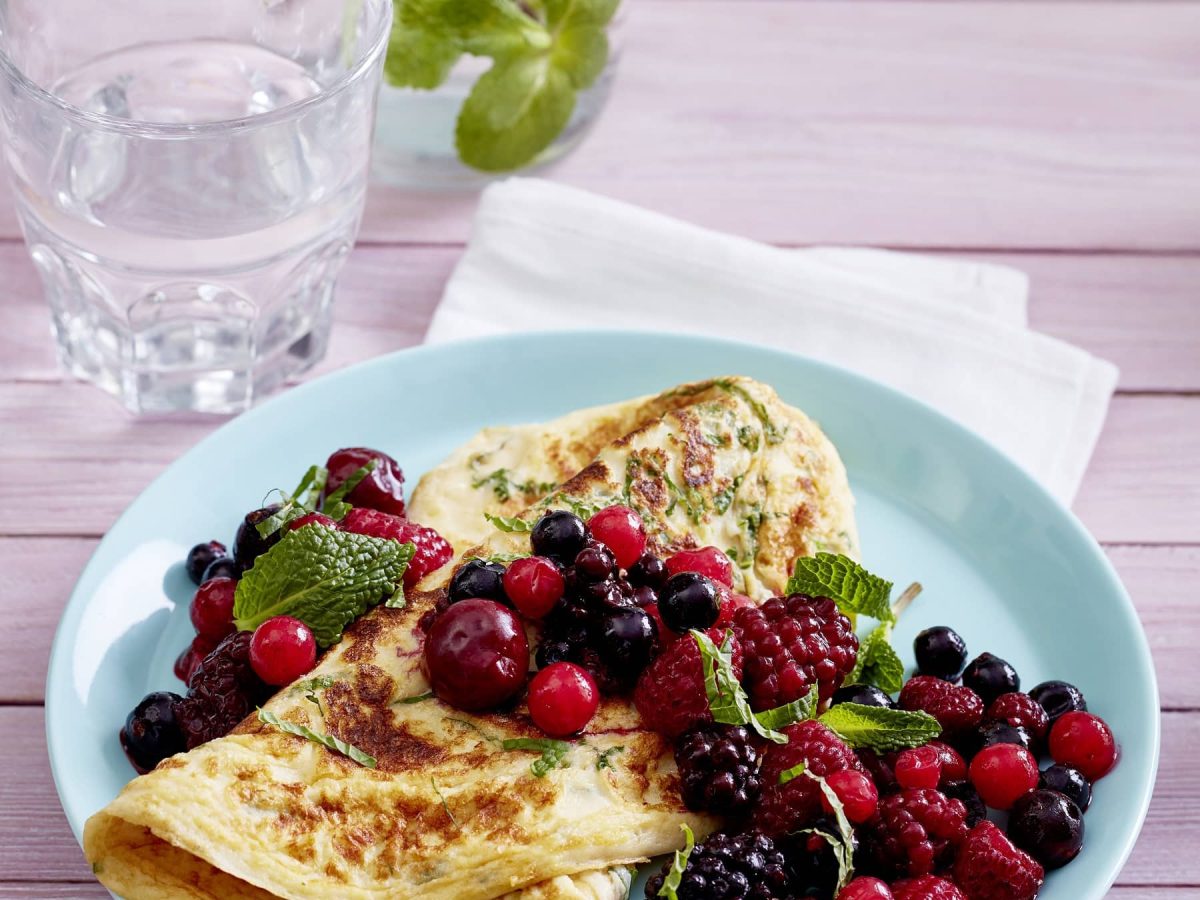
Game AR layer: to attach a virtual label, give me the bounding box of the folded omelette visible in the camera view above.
[84,376,858,899]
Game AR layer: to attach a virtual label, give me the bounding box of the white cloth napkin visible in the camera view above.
[425,179,1118,504]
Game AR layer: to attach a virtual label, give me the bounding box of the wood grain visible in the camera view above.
[5,705,1196,889]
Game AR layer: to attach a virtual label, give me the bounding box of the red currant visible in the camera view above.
[894,744,943,790]
[928,740,967,784]
[503,556,566,619]
[969,742,1039,809]
[587,505,647,569]
[666,546,734,588]
[286,512,338,532]
[189,577,237,640]
[528,662,599,736]
[323,447,406,516]
[822,769,879,824]
[249,616,318,686]
[424,599,529,711]
[837,876,894,900]
[1049,711,1118,780]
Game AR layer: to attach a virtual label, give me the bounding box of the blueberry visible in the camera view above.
[962,652,1019,704]
[185,541,227,585]
[449,559,508,605]
[1008,788,1085,869]
[913,626,968,680]
[594,580,635,612]
[1029,680,1087,725]
[627,553,669,590]
[531,510,588,564]
[632,585,658,607]
[574,542,617,583]
[1040,764,1092,812]
[201,556,241,583]
[598,606,658,683]
[120,691,185,774]
[659,572,720,633]
[233,504,283,570]
[831,683,895,709]
[942,779,987,827]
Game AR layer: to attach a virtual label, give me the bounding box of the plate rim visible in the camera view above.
[45,328,1161,893]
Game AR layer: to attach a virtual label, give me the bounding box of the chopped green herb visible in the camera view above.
[431,777,459,828]
[596,746,625,770]
[257,709,376,768]
[715,380,785,444]
[657,823,696,900]
[255,465,329,538]
[466,551,530,565]
[736,425,760,452]
[484,512,534,533]
[693,630,799,744]
[294,675,337,709]
[712,475,743,514]
[501,737,572,776]
[472,468,557,503]
[395,690,434,705]
[778,762,806,785]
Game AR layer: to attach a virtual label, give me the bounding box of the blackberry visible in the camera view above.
[175,632,272,749]
[860,788,969,878]
[645,831,792,900]
[785,825,855,897]
[675,725,762,816]
[185,541,226,585]
[733,594,858,710]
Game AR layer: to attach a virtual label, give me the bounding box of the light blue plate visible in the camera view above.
[47,331,1158,899]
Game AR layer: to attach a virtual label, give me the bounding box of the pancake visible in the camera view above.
[84,377,858,899]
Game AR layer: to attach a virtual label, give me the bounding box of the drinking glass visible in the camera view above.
[0,0,392,414]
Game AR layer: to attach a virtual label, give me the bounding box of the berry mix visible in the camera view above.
[120,446,1121,900]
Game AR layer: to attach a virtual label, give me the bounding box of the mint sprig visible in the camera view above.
[232,526,413,647]
[501,737,572,776]
[848,622,905,695]
[818,702,941,753]
[257,709,376,768]
[786,553,895,623]
[387,0,620,172]
[255,465,329,539]
[321,460,377,521]
[657,823,696,900]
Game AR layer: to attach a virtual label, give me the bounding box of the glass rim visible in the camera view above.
[0,0,393,137]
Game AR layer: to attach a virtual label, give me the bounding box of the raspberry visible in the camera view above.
[175,632,272,749]
[891,876,965,900]
[1048,711,1118,781]
[339,508,452,588]
[986,692,1049,745]
[733,594,858,710]
[633,628,742,738]
[860,788,969,878]
[838,877,893,900]
[675,725,762,816]
[823,769,879,823]
[953,820,1044,900]
[645,831,792,900]
[286,512,337,531]
[753,720,865,835]
[899,676,984,737]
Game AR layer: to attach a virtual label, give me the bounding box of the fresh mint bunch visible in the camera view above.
[386,0,620,171]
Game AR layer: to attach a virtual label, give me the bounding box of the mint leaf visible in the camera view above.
[293,674,337,708]
[455,53,575,172]
[256,465,328,538]
[502,737,572,776]
[233,527,414,647]
[320,459,377,520]
[778,762,806,785]
[657,824,696,900]
[798,770,855,892]
[484,511,534,533]
[756,684,818,732]
[849,622,905,694]
[693,630,789,744]
[786,553,895,623]
[257,709,376,768]
[818,703,941,753]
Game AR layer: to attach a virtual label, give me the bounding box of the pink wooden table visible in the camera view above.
[2,2,1198,897]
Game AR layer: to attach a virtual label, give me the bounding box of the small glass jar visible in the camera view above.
[371,6,625,190]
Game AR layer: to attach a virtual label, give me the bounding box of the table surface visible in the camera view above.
[2,2,1198,897]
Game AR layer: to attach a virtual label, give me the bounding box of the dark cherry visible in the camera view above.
[185,541,227,585]
[323,447,406,516]
[1029,680,1088,725]
[831,683,896,709]
[1040,764,1093,812]
[594,580,635,612]
[913,625,968,680]
[424,599,529,711]
[597,606,658,685]
[232,504,283,570]
[627,553,669,590]
[963,720,1035,758]
[448,558,508,605]
[200,556,241,583]
[962,651,1020,704]
[121,691,185,774]
[658,572,720,633]
[574,541,617,583]
[1008,788,1085,869]
[530,510,588,564]
[632,585,658,607]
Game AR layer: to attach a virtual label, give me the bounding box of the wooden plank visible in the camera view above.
[0,3,1195,249]
[5,540,1195,707]
[6,705,1196,887]
[4,243,1200,392]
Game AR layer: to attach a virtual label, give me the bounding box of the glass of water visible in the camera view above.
[0,0,392,414]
